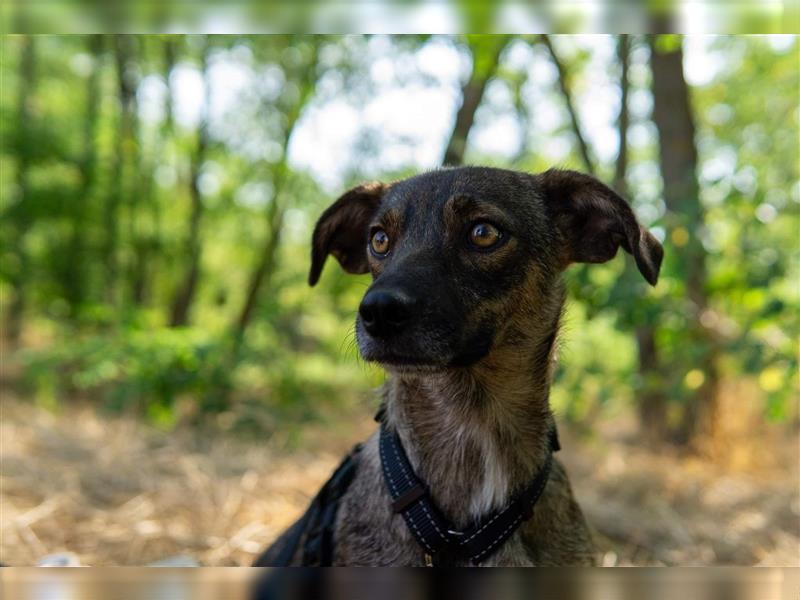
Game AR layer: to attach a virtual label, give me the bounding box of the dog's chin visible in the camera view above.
[383,362,449,376]
[359,344,492,375]
[361,350,448,374]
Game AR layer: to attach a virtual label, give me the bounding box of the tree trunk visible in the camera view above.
[541,35,596,176]
[649,35,719,446]
[233,167,288,343]
[509,44,534,166]
[169,38,211,327]
[636,324,668,438]
[64,35,103,316]
[103,35,137,307]
[138,38,176,308]
[612,35,668,439]
[128,36,150,307]
[5,36,36,343]
[442,36,511,166]
[612,35,630,194]
[231,41,320,347]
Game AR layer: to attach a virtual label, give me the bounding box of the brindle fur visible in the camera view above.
[258,166,663,566]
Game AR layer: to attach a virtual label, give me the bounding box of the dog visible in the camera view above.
[255,166,663,566]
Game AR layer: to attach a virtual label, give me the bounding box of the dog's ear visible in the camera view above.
[537,168,663,286]
[309,182,389,286]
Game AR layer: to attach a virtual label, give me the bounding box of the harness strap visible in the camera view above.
[256,443,361,566]
[379,425,453,559]
[302,444,361,566]
[379,423,558,565]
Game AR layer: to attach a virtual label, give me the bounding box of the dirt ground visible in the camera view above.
[1,393,798,566]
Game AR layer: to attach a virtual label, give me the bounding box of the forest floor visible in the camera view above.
[1,390,798,566]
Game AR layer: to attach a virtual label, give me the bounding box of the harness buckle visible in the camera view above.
[391,483,426,514]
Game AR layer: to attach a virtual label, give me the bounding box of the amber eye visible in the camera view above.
[370,229,390,256]
[469,222,502,249]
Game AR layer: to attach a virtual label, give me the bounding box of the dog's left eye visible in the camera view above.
[468,223,503,249]
[370,229,391,256]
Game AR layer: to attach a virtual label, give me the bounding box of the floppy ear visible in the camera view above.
[308,182,388,286]
[537,168,663,286]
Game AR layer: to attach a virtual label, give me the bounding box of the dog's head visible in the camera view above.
[309,167,663,372]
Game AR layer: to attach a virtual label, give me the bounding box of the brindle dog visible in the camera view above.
[258,166,663,566]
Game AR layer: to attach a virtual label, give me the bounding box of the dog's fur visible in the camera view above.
[259,166,663,566]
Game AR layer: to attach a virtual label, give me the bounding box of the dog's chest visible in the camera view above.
[470,434,510,517]
[331,431,522,566]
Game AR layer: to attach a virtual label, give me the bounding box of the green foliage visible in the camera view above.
[18,320,380,430]
[558,35,799,427]
[1,34,797,436]
[19,328,228,426]
[550,301,637,423]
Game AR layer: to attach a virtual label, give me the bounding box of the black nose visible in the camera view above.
[359,289,416,338]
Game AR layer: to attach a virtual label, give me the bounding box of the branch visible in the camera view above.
[614,35,631,195]
[443,36,511,166]
[540,35,596,176]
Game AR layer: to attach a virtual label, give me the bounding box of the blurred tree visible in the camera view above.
[649,34,720,444]
[443,35,511,165]
[616,35,670,440]
[170,36,211,327]
[63,36,103,316]
[132,36,177,307]
[232,37,322,346]
[102,35,140,307]
[4,36,36,342]
[613,35,630,194]
[541,34,596,175]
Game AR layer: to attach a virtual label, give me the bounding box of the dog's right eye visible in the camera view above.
[468,222,503,249]
[370,229,390,256]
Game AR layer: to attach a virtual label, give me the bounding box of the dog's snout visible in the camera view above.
[359,289,416,338]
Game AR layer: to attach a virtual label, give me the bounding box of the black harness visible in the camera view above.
[256,410,559,566]
[379,422,559,566]
[254,444,362,567]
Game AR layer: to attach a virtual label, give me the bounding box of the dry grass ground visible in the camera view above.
[1,391,797,566]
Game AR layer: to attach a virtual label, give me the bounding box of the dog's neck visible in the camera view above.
[382,294,563,526]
